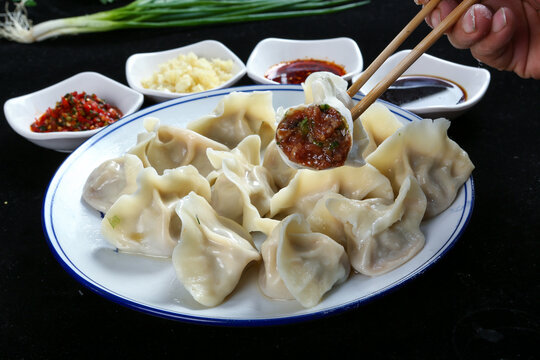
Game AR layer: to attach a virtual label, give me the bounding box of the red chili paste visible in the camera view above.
[30,91,123,132]
[265,59,346,84]
[275,104,351,170]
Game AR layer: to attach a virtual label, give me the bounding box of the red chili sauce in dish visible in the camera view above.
[264,59,346,84]
[276,104,351,170]
[30,91,123,132]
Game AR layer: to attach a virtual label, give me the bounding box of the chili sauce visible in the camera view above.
[31,91,123,133]
[265,59,346,84]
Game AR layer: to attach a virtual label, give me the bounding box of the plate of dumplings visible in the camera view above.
[43,76,474,325]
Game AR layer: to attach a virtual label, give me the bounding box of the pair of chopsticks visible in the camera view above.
[348,0,479,119]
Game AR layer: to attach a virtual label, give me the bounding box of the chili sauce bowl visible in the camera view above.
[354,50,490,119]
[125,40,247,103]
[246,37,363,85]
[3,72,144,152]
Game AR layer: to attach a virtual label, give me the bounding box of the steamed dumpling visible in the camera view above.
[275,72,370,170]
[326,176,427,276]
[82,154,144,213]
[172,192,260,307]
[258,213,350,307]
[305,192,348,247]
[262,140,297,190]
[270,163,394,218]
[128,117,228,176]
[366,118,474,218]
[187,91,276,149]
[101,165,210,257]
[359,102,404,157]
[207,135,278,235]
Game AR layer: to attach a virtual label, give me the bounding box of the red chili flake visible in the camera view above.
[30,91,123,133]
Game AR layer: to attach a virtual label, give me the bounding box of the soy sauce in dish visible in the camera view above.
[379,75,467,107]
[265,59,346,84]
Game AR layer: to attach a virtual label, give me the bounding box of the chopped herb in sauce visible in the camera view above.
[30,91,123,133]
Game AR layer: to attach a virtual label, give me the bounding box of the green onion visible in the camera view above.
[0,0,370,43]
[108,215,121,228]
[299,116,310,135]
[319,104,330,112]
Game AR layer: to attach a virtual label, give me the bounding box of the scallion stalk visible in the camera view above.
[0,0,370,43]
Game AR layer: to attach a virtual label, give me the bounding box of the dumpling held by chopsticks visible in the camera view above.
[275,72,369,170]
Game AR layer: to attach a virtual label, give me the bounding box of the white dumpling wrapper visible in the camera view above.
[187,91,276,149]
[101,165,210,257]
[270,163,394,218]
[326,176,427,276]
[173,192,260,307]
[128,117,228,176]
[259,213,350,308]
[305,192,348,247]
[275,72,369,170]
[82,154,144,213]
[207,135,278,235]
[366,118,474,218]
[359,102,404,157]
[262,140,297,190]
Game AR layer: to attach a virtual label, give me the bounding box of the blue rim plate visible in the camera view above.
[42,85,474,326]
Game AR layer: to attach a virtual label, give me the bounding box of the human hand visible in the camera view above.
[414,0,540,79]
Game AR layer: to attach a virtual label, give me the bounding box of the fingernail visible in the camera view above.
[431,9,441,28]
[492,7,507,33]
[462,6,476,33]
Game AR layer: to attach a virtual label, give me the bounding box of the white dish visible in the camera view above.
[246,37,363,85]
[354,50,490,119]
[43,85,474,326]
[126,40,246,103]
[3,72,144,153]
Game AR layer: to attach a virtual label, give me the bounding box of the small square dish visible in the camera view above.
[126,40,247,102]
[354,50,491,119]
[3,72,144,153]
[246,37,363,85]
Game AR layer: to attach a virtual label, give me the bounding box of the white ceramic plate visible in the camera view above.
[43,85,474,326]
[4,72,144,152]
[126,40,246,102]
[354,50,490,119]
[247,37,363,84]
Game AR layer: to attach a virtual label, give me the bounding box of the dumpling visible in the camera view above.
[359,102,404,157]
[82,154,144,213]
[127,117,228,176]
[207,135,278,235]
[366,118,474,218]
[101,165,210,257]
[258,213,350,308]
[262,140,297,190]
[172,192,260,307]
[274,72,370,170]
[326,176,427,276]
[187,91,276,149]
[305,192,348,247]
[269,163,394,218]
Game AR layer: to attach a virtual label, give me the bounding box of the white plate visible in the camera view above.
[246,37,363,84]
[126,40,247,103]
[354,50,490,119]
[4,72,144,152]
[43,85,474,326]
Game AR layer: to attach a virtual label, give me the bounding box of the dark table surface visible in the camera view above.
[1,0,539,358]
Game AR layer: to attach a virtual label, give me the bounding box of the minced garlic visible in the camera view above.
[141,52,234,93]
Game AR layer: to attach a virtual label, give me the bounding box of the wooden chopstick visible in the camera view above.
[347,0,442,98]
[350,0,479,120]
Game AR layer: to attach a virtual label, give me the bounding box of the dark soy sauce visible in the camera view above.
[379,75,467,107]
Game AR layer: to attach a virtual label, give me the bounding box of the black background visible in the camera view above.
[1,0,539,358]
